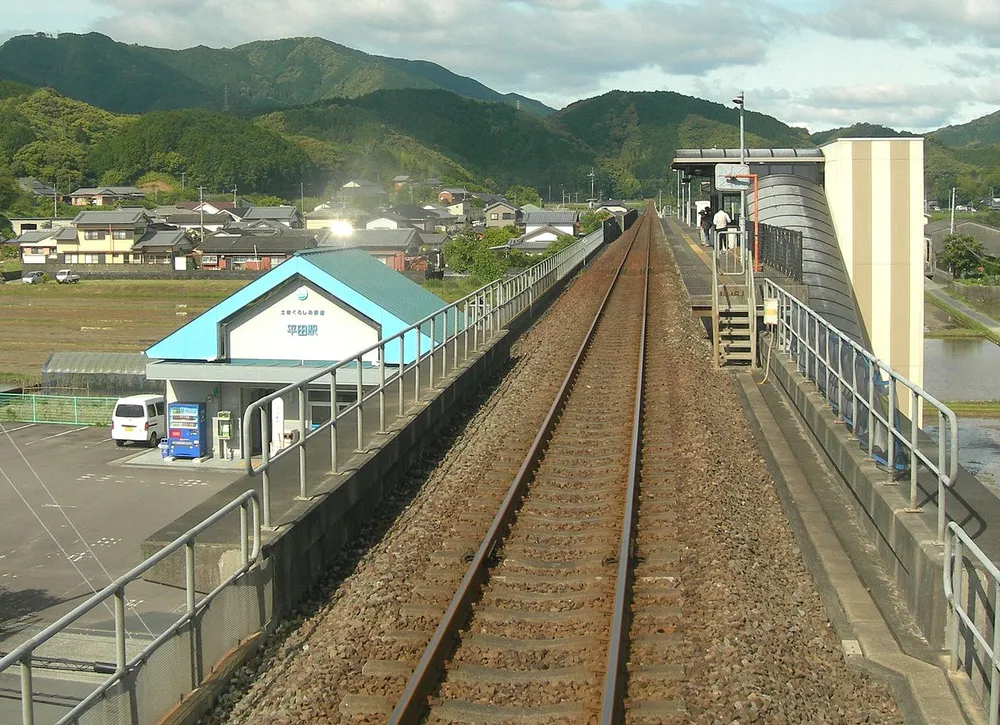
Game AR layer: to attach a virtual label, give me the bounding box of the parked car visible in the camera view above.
[111,394,166,447]
[21,271,45,284]
[55,269,80,284]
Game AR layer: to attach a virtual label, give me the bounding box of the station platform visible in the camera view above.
[661,213,1000,722]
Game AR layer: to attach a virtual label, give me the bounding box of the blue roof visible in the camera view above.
[146,247,450,363]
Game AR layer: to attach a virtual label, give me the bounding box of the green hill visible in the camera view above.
[929,110,1000,147]
[809,123,916,145]
[548,90,811,196]
[0,33,555,118]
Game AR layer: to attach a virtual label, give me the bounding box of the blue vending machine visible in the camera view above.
[167,402,207,459]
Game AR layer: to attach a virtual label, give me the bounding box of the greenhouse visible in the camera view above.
[40,352,163,397]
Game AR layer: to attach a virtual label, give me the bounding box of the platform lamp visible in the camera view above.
[733,91,747,248]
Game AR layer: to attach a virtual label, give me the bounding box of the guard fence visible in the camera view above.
[763,280,958,541]
[0,393,116,426]
[752,222,803,281]
[0,491,264,725]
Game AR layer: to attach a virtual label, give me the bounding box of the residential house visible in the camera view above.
[69,186,146,207]
[62,208,152,263]
[18,178,59,200]
[445,200,470,223]
[318,228,422,271]
[150,206,230,235]
[213,219,291,238]
[305,203,367,233]
[392,175,411,190]
[17,226,77,264]
[366,213,413,231]
[131,230,196,266]
[484,200,521,228]
[7,217,72,236]
[438,188,469,204]
[523,210,577,236]
[339,179,384,200]
[199,230,318,271]
[421,205,460,231]
[424,178,442,188]
[388,205,442,232]
[507,225,567,254]
[925,219,1000,274]
[176,200,246,221]
[596,200,629,215]
[243,206,303,229]
[472,192,507,207]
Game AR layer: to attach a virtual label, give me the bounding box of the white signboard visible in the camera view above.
[715,163,751,191]
[271,397,284,454]
[228,285,379,363]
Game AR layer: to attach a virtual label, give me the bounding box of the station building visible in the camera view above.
[145,246,449,459]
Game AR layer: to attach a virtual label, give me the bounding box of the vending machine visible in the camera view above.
[167,402,207,459]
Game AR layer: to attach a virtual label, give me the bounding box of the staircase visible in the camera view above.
[714,285,754,366]
[711,235,758,368]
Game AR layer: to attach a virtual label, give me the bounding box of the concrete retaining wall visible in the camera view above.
[767,345,948,647]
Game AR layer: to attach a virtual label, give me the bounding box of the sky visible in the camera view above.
[2,0,999,133]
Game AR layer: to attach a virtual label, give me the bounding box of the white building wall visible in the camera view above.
[228,285,380,363]
[821,137,924,388]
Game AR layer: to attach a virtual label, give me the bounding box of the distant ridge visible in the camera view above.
[0,32,556,117]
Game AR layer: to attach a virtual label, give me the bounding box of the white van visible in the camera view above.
[111,394,165,447]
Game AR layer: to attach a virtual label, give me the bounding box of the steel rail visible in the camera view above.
[387,212,651,725]
[600,206,651,724]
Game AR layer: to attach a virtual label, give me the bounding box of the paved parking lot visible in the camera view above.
[0,422,243,652]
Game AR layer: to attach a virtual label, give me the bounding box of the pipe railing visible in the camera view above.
[944,521,1000,725]
[0,490,262,725]
[241,227,610,528]
[764,280,959,542]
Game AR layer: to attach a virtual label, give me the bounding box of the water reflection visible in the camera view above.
[924,338,1000,401]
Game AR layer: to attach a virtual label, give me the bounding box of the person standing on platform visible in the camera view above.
[712,207,732,251]
[699,206,713,246]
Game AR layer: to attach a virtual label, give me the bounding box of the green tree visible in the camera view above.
[504,184,540,207]
[579,210,612,235]
[938,234,988,279]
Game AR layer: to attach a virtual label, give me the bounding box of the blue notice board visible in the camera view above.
[168,402,207,458]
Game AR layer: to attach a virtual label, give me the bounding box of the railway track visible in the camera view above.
[371,204,679,724]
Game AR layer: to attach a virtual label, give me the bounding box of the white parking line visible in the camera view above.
[0,424,36,434]
[24,426,90,445]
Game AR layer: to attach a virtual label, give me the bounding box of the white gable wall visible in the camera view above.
[227,285,380,363]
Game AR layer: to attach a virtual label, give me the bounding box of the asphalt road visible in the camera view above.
[0,421,242,660]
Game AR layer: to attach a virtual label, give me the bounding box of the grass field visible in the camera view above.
[0,279,250,384]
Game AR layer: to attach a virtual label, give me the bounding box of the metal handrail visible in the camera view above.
[240,228,610,527]
[764,280,959,541]
[0,490,262,725]
[944,521,1000,725]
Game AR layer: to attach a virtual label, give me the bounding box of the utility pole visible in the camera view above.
[180,172,186,190]
[950,186,956,235]
[588,168,595,206]
[300,181,304,215]
[52,182,58,219]
[198,186,206,243]
[233,184,237,205]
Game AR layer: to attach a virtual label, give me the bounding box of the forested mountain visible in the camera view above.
[548,90,811,196]
[930,110,1000,147]
[0,33,554,118]
[1,30,1000,209]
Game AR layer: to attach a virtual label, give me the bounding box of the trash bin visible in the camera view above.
[158,440,170,460]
